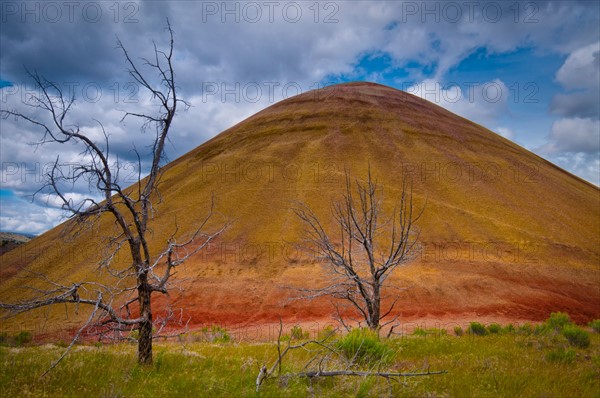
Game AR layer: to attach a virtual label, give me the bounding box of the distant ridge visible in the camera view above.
[0,232,34,256]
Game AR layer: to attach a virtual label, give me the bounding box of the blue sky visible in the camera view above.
[1,1,599,234]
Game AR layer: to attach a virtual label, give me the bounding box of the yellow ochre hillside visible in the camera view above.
[1,82,599,335]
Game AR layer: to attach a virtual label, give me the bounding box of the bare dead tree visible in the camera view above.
[293,168,423,331]
[0,21,225,366]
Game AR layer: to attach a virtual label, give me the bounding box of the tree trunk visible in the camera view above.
[368,284,381,330]
[137,278,153,365]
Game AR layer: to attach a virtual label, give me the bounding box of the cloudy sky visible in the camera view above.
[1,0,599,234]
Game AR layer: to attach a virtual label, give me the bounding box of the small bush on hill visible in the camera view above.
[336,328,393,364]
[467,322,486,336]
[545,312,572,332]
[487,323,502,334]
[454,326,463,336]
[562,325,590,348]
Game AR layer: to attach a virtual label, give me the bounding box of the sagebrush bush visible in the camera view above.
[588,319,600,333]
[545,312,572,332]
[487,323,502,334]
[454,326,463,336]
[467,322,486,336]
[336,328,393,364]
[562,325,590,348]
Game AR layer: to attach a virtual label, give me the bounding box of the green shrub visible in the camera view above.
[467,322,486,336]
[503,323,515,334]
[210,326,231,343]
[487,323,502,334]
[562,325,590,348]
[588,319,600,333]
[0,332,8,345]
[545,312,572,332]
[546,347,576,364]
[336,328,393,364]
[454,326,463,336]
[290,325,308,340]
[14,331,32,346]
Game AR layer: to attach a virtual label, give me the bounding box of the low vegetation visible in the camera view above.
[0,331,32,347]
[0,313,598,397]
[336,327,393,364]
[467,322,487,336]
[562,325,591,349]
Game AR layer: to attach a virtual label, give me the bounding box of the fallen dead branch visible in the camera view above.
[256,320,447,392]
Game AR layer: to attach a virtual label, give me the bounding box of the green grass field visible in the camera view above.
[1,321,599,397]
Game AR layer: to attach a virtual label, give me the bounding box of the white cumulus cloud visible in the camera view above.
[556,42,600,90]
[538,117,600,154]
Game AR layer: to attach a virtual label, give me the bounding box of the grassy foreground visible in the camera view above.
[1,326,599,398]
